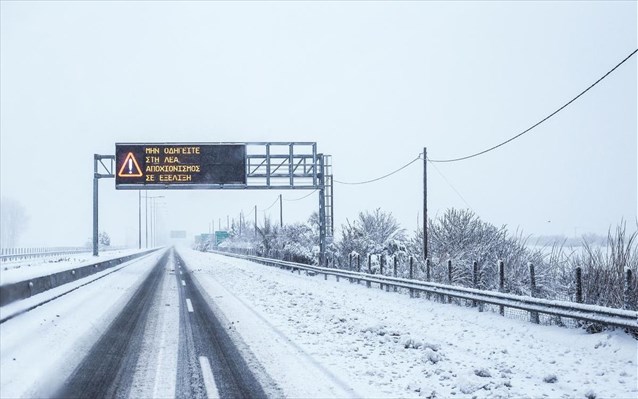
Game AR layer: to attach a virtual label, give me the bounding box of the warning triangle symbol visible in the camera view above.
[118,152,143,177]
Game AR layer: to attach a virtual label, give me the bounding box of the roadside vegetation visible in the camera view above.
[199,208,637,311]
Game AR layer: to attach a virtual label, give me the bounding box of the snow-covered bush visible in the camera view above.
[335,208,407,271]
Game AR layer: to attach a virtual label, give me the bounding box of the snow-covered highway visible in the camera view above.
[1,247,636,398]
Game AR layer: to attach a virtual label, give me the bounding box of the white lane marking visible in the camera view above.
[180,271,183,275]
[181,280,186,287]
[199,356,220,399]
[186,298,194,313]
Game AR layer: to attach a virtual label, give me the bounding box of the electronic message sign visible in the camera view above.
[115,143,246,189]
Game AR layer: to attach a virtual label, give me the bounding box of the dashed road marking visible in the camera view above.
[198,356,220,399]
[186,298,194,313]
[181,280,186,287]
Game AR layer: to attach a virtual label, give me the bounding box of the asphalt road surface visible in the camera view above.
[54,248,266,399]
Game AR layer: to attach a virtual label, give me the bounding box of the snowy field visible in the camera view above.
[180,248,638,399]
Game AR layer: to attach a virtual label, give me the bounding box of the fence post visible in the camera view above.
[393,256,398,292]
[575,267,583,303]
[425,258,431,300]
[380,255,385,290]
[472,261,478,308]
[447,259,453,303]
[367,254,372,288]
[624,269,634,310]
[529,263,539,324]
[349,254,353,283]
[409,256,414,298]
[499,260,505,316]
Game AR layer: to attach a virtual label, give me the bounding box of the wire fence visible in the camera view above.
[216,247,637,333]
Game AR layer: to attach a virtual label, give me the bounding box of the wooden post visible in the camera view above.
[425,258,431,300]
[349,254,353,283]
[447,259,452,283]
[409,256,414,298]
[575,267,583,303]
[472,261,478,308]
[499,260,505,316]
[393,256,398,292]
[380,254,385,290]
[624,269,633,310]
[447,259,453,303]
[367,254,372,288]
[529,263,539,324]
[357,254,361,284]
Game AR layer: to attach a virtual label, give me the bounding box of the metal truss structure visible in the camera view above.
[93,143,334,263]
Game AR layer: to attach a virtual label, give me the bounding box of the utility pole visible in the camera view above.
[239,212,243,235]
[145,190,148,248]
[423,147,428,261]
[254,205,257,237]
[279,194,283,227]
[227,215,229,230]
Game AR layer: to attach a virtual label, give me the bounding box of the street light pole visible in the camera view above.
[138,190,141,249]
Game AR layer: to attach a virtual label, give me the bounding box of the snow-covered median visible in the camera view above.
[180,248,638,398]
[0,248,148,286]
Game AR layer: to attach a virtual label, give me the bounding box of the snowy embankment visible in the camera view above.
[0,248,149,286]
[180,248,638,399]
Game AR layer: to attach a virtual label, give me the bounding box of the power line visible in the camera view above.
[427,159,474,211]
[334,154,422,185]
[429,48,638,163]
[283,189,318,201]
[261,197,280,212]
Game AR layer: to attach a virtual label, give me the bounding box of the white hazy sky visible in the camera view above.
[1,1,636,247]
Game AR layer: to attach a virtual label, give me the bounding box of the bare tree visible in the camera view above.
[0,197,29,248]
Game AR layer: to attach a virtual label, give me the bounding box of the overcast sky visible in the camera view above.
[1,1,636,247]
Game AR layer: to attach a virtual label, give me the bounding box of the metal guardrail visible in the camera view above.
[212,250,638,331]
[0,246,128,262]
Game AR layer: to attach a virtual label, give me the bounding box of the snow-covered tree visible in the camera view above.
[0,197,29,248]
[408,208,541,294]
[336,209,407,271]
[98,231,111,246]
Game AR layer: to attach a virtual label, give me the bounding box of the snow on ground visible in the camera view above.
[0,248,148,286]
[0,250,166,398]
[179,248,638,399]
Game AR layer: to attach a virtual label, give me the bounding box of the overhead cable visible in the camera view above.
[283,189,318,201]
[429,48,638,163]
[334,154,422,185]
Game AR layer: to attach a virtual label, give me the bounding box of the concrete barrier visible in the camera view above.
[0,249,160,307]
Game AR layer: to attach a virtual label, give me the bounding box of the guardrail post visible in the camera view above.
[575,267,583,304]
[624,269,634,310]
[472,261,478,308]
[499,260,505,316]
[357,254,361,284]
[409,256,414,298]
[367,254,372,288]
[393,256,398,292]
[529,263,539,324]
